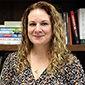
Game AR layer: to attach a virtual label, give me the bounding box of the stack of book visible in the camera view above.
[0,21,22,45]
[60,8,85,45]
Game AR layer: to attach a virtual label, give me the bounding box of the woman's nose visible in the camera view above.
[35,24,42,33]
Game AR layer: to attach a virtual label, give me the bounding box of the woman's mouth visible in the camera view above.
[33,35,44,38]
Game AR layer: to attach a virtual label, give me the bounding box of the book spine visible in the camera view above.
[0,40,21,45]
[66,12,70,45]
[77,9,85,44]
[70,11,79,44]
[60,13,63,19]
[63,12,67,44]
[0,31,21,34]
[0,31,15,34]
[4,21,22,27]
[0,34,22,38]
[0,27,22,31]
[0,38,21,41]
[68,17,72,45]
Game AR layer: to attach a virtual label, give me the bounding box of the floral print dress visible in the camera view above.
[0,52,85,85]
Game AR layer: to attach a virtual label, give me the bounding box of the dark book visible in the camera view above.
[70,11,79,44]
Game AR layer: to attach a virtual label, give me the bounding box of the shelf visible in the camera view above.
[0,45,18,51]
[0,45,85,51]
[66,45,85,51]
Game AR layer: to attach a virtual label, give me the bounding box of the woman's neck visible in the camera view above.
[28,45,50,63]
[32,45,50,58]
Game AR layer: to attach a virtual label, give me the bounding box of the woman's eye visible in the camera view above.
[29,23,36,26]
[41,23,48,25]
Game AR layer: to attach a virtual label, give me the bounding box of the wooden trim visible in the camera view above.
[0,45,85,51]
[0,45,18,51]
[67,45,85,51]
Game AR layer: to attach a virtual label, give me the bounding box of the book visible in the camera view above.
[70,11,79,44]
[0,34,22,38]
[0,37,21,41]
[76,8,85,44]
[0,37,21,45]
[0,27,21,32]
[0,40,21,44]
[0,36,21,45]
[4,21,22,27]
[0,25,22,35]
[66,12,70,45]
[63,12,67,44]
[68,17,72,45]
[0,31,17,34]
[60,13,63,19]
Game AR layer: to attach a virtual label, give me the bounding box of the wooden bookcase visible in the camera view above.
[0,0,85,72]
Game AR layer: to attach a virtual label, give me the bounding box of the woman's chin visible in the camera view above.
[33,42,43,45]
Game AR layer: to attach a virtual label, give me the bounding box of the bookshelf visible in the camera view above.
[0,0,85,72]
[0,45,85,51]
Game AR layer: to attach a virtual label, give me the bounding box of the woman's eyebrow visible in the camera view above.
[41,20,50,23]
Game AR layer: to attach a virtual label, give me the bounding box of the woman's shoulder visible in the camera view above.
[0,52,18,84]
[3,52,18,67]
[62,55,84,72]
[5,51,17,60]
[61,55,85,84]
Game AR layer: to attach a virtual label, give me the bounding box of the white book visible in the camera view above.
[4,21,22,27]
[0,37,21,45]
[0,25,21,28]
[76,8,85,44]
[0,38,21,41]
[0,31,15,34]
[0,40,21,45]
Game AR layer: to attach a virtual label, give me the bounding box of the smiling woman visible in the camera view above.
[28,8,52,45]
[0,1,85,85]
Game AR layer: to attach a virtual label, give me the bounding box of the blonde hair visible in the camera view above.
[17,1,73,74]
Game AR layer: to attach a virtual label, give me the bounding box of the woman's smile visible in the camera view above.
[33,35,44,38]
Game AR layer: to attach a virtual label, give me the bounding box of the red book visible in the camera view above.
[2,34,12,37]
[70,11,79,44]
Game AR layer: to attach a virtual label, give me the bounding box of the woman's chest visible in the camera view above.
[11,70,66,85]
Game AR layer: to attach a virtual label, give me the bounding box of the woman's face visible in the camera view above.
[28,8,52,46]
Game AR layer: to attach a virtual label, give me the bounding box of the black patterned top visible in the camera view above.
[0,52,85,85]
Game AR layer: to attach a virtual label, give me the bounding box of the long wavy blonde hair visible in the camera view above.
[17,1,73,74]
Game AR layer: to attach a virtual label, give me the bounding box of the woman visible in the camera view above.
[0,1,85,85]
